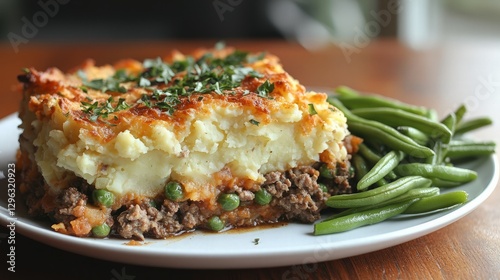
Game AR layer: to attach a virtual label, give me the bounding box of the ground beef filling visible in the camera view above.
[24,162,353,240]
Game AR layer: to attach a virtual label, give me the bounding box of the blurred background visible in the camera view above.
[1,0,500,51]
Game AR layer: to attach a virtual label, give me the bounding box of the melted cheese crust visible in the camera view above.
[20,48,348,203]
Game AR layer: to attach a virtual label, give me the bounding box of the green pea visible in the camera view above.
[92,223,110,238]
[207,216,225,231]
[218,193,240,211]
[254,189,272,205]
[318,183,328,193]
[165,181,184,201]
[348,166,355,177]
[148,200,157,208]
[92,189,115,207]
[319,164,335,178]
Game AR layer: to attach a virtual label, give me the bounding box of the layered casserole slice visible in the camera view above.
[17,46,354,240]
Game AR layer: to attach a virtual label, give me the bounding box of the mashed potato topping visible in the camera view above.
[20,46,348,205]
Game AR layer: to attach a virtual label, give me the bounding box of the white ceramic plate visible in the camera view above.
[0,113,498,269]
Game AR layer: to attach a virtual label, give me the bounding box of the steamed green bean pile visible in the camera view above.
[314,86,495,236]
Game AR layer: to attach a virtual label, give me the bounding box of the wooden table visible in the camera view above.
[1,40,499,279]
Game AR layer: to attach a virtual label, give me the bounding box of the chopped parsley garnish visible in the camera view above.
[81,97,130,122]
[308,104,318,115]
[247,52,266,63]
[79,47,273,120]
[78,69,132,93]
[141,57,175,84]
[257,80,275,98]
[142,89,182,115]
[134,49,271,114]
[249,119,260,126]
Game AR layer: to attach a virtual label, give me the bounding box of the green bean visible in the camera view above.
[347,120,434,158]
[334,86,360,98]
[329,98,430,154]
[443,112,457,127]
[165,181,184,201]
[350,107,452,142]
[92,223,111,238]
[330,176,425,200]
[426,111,454,164]
[397,126,429,146]
[92,189,115,207]
[375,178,389,187]
[333,89,429,116]
[455,117,493,135]
[342,108,430,150]
[385,171,398,181]
[352,154,369,182]
[453,104,467,126]
[381,187,440,206]
[357,144,397,180]
[446,140,496,159]
[314,92,492,235]
[218,193,240,211]
[426,108,439,121]
[207,216,225,231]
[395,163,477,183]
[327,96,358,119]
[431,179,462,188]
[367,141,389,155]
[326,176,431,208]
[440,112,456,141]
[254,189,272,205]
[427,112,456,165]
[314,199,418,235]
[403,191,468,214]
[357,150,405,190]
[327,187,440,219]
[426,139,444,165]
[357,143,382,164]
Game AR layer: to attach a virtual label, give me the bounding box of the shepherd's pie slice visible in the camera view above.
[16,46,354,239]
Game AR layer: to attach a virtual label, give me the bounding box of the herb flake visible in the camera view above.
[79,46,271,120]
[308,104,318,115]
[78,69,132,93]
[257,80,275,98]
[81,97,130,122]
[249,119,260,126]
